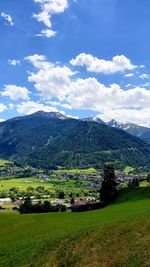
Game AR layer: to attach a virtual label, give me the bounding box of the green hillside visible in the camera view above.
[0,112,150,169]
[0,185,150,267]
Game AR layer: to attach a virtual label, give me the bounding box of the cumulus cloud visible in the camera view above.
[25,54,76,100]
[1,85,30,100]
[8,59,21,66]
[70,53,137,74]
[67,80,150,111]
[17,101,58,115]
[61,103,72,110]
[8,103,15,109]
[25,54,47,67]
[0,12,14,26]
[97,108,150,127]
[36,29,56,38]
[33,0,68,37]
[46,101,73,110]
[0,103,7,112]
[25,54,150,126]
[0,118,5,122]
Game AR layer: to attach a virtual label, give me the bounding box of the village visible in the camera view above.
[0,164,148,212]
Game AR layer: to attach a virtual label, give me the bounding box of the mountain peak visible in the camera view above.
[82,116,105,124]
[107,119,124,128]
[29,111,68,120]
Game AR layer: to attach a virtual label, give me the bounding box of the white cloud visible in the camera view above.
[70,53,137,74]
[140,65,145,69]
[140,82,150,87]
[26,54,150,110]
[33,0,68,37]
[46,101,73,109]
[25,54,46,66]
[61,103,72,110]
[17,101,58,115]
[125,84,131,88]
[1,85,30,100]
[124,73,134,78]
[46,100,61,106]
[0,12,14,26]
[0,103,7,112]
[66,80,150,111]
[0,118,5,122]
[97,108,150,127]
[67,114,79,119]
[140,73,150,79]
[36,29,56,38]
[25,54,150,126]
[8,103,15,109]
[25,54,75,100]
[8,59,21,66]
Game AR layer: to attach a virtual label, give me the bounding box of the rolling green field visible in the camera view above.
[0,177,90,202]
[0,186,150,267]
[0,177,53,190]
[55,168,97,174]
[0,177,90,192]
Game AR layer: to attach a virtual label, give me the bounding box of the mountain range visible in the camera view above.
[0,111,150,169]
[85,116,150,143]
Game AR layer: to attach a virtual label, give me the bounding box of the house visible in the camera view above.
[0,198,12,205]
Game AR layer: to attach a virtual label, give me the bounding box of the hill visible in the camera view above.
[0,111,150,168]
[0,185,150,267]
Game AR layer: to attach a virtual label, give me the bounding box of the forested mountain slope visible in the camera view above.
[0,111,149,168]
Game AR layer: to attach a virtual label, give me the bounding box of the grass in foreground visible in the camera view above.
[0,186,150,267]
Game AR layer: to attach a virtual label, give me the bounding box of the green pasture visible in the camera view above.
[55,167,97,174]
[0,159,9,167]
[0,177,53,191]
[0,177,90,199]
[0,185,149,267]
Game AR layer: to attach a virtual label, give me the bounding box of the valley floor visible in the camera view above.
[0,187,150,267]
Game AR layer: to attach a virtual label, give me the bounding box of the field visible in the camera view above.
[0,185,150,267]
[0,177,91,202]
[55,168,97,174]
[0,177,53,191]
[0,159,9,167]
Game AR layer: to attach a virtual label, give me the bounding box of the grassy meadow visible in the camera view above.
[0,159,9,167]
[0,177,53,191]
[0,177,91,203]
[0,185,150,267]
[55,168,97,174]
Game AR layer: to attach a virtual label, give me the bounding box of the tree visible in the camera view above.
[58,191,65,199]
[19,196,32,214]
[132,178,139,187]
[70,197,75,205]
[100,165,118,204]
[147,173,150,183]
[43,200,51,211]
[128,178,139,189]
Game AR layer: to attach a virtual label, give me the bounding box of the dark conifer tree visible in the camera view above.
[19,196,32,213]
[147,173,150,183]
[100,165,118,204]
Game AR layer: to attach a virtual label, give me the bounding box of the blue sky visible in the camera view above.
[0,0,150,126]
